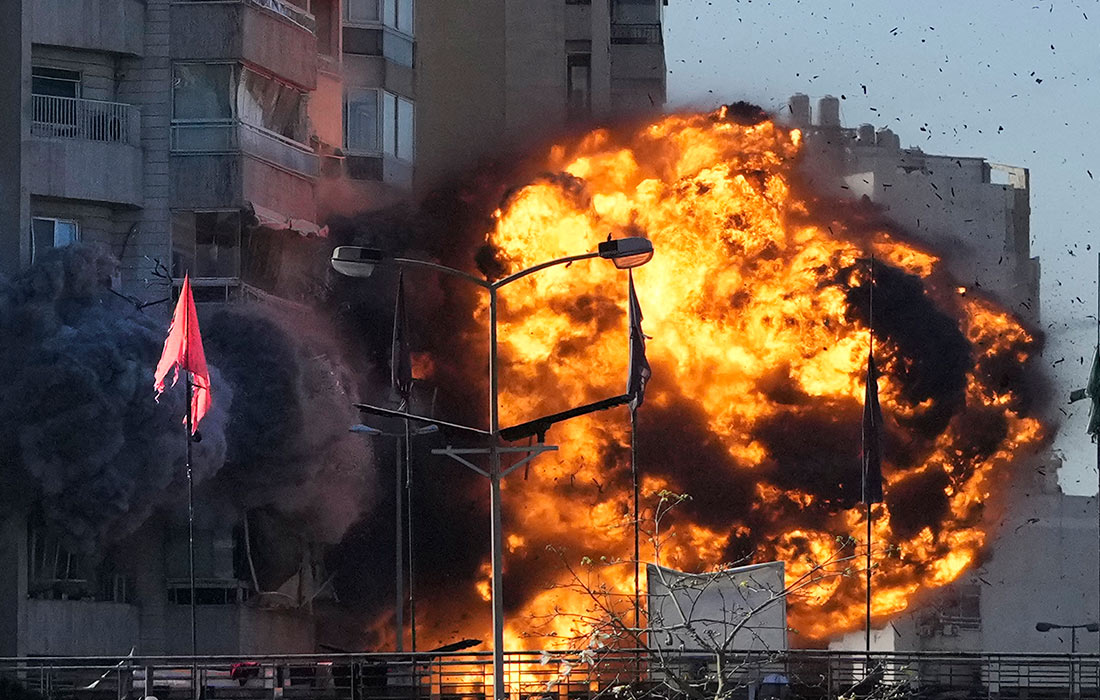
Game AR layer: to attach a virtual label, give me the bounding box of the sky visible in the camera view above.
[663,0,1100,494]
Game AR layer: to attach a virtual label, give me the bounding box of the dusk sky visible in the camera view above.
[664,0,1100,494]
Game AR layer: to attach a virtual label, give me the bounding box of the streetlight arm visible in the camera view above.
[492,252,600,289]
[390,257,493,289]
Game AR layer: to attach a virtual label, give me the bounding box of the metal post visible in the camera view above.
[488,288,506,700]
[185,373,197,661]
[395,431,405,652]
[406,417,417,652]
[631,406,641,633]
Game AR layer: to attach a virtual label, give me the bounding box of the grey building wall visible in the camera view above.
[0,0,30,275]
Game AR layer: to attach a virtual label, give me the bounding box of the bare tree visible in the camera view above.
[524,490,911,700]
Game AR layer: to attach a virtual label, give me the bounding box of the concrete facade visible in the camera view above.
[1,0,667,657]
[791,94,1040,323]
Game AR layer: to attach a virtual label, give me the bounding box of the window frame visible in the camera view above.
[31,66,82,99]
[31,216,80,263]
[171,209,243,282]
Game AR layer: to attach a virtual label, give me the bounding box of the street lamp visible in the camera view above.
[1035,621,1100,653]
[332,238,655,700]
[1036,621,1100,697]
[351,422,439,651]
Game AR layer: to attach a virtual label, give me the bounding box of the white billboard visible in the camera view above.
[646,561,788,652]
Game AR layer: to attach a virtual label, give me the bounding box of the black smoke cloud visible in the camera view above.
[0,243,371,559]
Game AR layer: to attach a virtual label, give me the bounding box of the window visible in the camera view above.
[172,63,235,121]
[345,0,380,23]
[383,0,414,34]
[567,53,592,120]
[346,89,413,161]
[612,0,660,24]
[172,210,241,279]
[31,66,81,98]
[31,217,79,262]
[381,91,414,161]
[237,68,306,141]
[345,88,380,153]
[314,0,336,56]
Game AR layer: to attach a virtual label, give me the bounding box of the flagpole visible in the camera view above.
[394,428,405,652]
[405,415,417,652]
[865,255,874,656]
[631,404,640,636]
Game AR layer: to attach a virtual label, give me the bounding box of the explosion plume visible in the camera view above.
[400,106,1044,647]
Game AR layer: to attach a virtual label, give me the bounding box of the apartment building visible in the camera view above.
[0,0,667,656]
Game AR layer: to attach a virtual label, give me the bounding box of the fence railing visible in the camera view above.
[609,23,662,44]
[31,95,135,144]
[2,649,1100,700]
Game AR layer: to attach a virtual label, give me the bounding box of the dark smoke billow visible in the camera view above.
[0,243,371,559]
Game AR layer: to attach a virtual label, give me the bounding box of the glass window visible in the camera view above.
[567,53,592,120]
[346,0,379,23]
[31,217,79,262]
[382,31,414,67]
[612,0,660,24]
[383,0,413,34]
[396,96,414,161]
[172,211,241,279]
[173,63,235,121]
[346,88,380,153]
[237,68,306,141]
[31,67,81,98]
[382,91,397,157]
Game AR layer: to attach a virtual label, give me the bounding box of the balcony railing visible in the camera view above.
[170,121,319,178]
[31,94,134,144]
[610,23,663,44]
[2,649,1100,700]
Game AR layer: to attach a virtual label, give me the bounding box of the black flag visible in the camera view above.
[391,272,413,402]
[861,351,884,504]
[627,271,651,411]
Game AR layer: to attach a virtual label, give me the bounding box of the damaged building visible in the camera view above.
[788,94,1097,655]
[0,0,668,656]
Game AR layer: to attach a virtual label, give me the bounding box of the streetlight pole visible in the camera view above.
[333,238,655,700]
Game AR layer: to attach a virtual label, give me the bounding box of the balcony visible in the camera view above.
[170,122,319,179]
[28,95,143,206]
[29,0,144,56]
[171,0,318,90]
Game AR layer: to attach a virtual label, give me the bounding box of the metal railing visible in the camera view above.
[609,23,663,44]
[2,649,1100,700]
[170,121,319,178]
[31,94,133,144]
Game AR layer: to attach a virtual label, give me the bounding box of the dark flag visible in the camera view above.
[391,272,413,402]
[861,351,884,504]
[627,271,651,411]
[1087,347,1100,442]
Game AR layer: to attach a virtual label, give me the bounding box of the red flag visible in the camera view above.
[154,274,211,433]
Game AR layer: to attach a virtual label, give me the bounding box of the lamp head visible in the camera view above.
[1035,622,1055,632]
[598,237,654,269]
[349,423,383,435]
[332,246,384,278]
[413,424,441,436]
[1086,623,1100,633]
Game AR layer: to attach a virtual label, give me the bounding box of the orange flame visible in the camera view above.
[415,109,1044,650]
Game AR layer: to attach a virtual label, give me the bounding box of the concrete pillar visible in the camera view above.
[0,0,30,275]
[0,513,28,656]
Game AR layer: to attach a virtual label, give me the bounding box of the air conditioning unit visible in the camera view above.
[917,624,934,638]
[943,624,959,637]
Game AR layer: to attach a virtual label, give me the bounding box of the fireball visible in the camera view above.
[418,106,1043,648]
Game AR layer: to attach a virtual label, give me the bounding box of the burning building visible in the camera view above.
[0,0,668,655]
